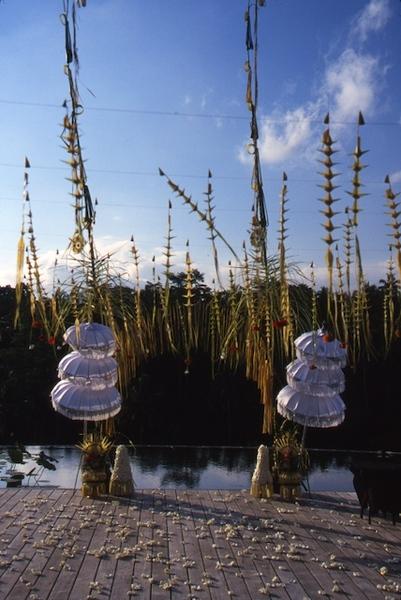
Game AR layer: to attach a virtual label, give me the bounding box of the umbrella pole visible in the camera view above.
[301,423,307,447]
[83,420,87,438]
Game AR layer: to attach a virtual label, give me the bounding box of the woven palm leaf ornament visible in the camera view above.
[347,113,373,363]
[348,112,367,228]
[335,245,350,348]
[277,171,293,357]
[204,171,223,287]
[245,0,268,268]
[159,202,177,353]
[384,175,401,345]
[20,160,52,340]
[384,175,401,281]
[319,113,340,301]
[60,0,98,295]
[343,207,354,297]
[14,158,30,328]
[383,246,396,352]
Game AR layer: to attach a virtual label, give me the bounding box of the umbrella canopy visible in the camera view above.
[64,322,116,357]
[295,330,347,369]
[277,385,345,428]
[286,359,345,396]
[58,351,118,389]
[51,380,121,421]
[276,329,347,430]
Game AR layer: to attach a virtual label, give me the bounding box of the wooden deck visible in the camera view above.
[0,488,400,599]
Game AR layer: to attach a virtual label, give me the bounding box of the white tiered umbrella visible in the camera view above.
[58,351,118,389]
[277,329,347,431]
[286,359,345,396]
[277,386,345,428]
[64,322,116,357]
[51,322,121,423]
[295,330,347,369]
[51,380,121,421]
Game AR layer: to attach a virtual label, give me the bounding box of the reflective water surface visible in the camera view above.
[1,446,400,491]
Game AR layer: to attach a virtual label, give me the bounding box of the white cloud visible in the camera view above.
[238,106,316,167]
[237,0,389,168]
[238,45,383,167]
[390,170,401,184]
[258,107,314,164]
[353,0,391,42]
[324,49,380,123]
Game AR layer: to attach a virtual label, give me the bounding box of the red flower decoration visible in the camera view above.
[322,334,333,343]
[32,320,43,329]
[47,337,56,345]
[309,364,317,370]
[394,329,401,339]
[272,319,288,329]
[252,325,260,332]
[184,357,191,366]
[340,342,347,349]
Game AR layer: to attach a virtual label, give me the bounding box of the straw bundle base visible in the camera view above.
[81,468,108,498]
[82,480,107,498]
[109,480,134,497]
[250,481,273,499]
[278,471,303,502]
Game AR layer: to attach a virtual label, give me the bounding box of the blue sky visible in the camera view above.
[1,0,401,288]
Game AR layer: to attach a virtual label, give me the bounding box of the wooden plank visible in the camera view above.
[210,489,274,600]
[24,490,86,600]
[49,494,121,599]
[215,490,301,600]
[295,494,383,597]
[147,489,173,600]
[163,489,192,600]
[109,491,143,600]
[300,493,401,596]
[0,488,70,599]
[94,496,132,600]
[175,490,213,600]
[2,489,401,599]
[179,489,226,600]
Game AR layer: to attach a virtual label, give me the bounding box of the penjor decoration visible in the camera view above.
[277,329,347,429]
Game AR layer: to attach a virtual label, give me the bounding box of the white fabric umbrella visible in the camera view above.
[51,380,121,421]
[295,330,347,369]
[58,351,118,389]
[277,385,345,428]
[276,329,347,431]
[286,359,345,396]
[64,322,116,357]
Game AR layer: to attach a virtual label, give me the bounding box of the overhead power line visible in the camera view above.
[0,161,393,186]
[0,98,400,126]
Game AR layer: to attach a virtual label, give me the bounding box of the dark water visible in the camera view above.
[1,446,400,491]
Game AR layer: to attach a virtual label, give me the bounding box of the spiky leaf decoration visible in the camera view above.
[346,117,368,228]
[318,116,339,295]
[384,175,401,281]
